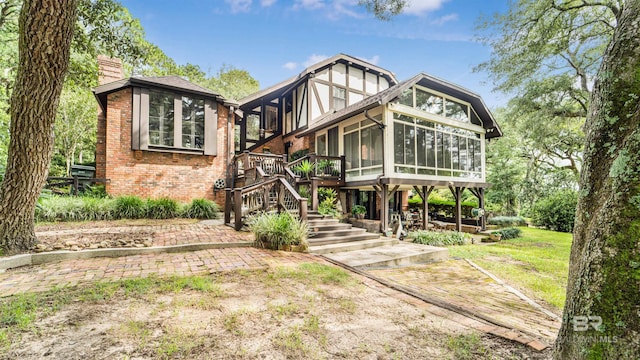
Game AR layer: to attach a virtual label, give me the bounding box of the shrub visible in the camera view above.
[317,187,339,217]
[249,212,308,251]
[182,199,219,219]
[114,196,146,219]
[146,198,180,219]
[351,204,366,216]
[317,187,337,203]
[491,227,522,240]
[409,230,470,246]
[408,197,478,218]
[35,196,88,222]
[81,197,115,220]
[487,216,527,227]
[531,189,577,233]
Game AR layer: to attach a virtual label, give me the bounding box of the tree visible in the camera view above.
[206,64,260,101]
[54,86,96,175]
[0,0,76,254]
[554,1,640,357]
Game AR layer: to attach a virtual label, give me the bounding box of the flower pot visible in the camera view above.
[489,233,502,241]
[357,214,365,220]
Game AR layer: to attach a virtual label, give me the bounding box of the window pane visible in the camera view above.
[451,135,459,170]
[443,133,452,169]
[265,105,278,131]
[317,134,327,156]
[416,128,426,167]
[436,132,443,169]
[445,99,469,122]
[404,124,415,166]
[459,137,468,171]
[344,132,360,170]
[415,89,443,115]
[398,88,413,107]
[473,139,482,173]
[328,127,339,156]
[246,114,260,140]
[370,127,383,166]
[361,127,371,167]
[149,90,174,146]
[393,112,414,123]
[333,86,346,111]
[181,97,204,149]
[426,129,435,167]
[394,123,404,164]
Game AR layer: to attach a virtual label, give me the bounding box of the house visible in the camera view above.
[230,54,502,232]
[92,56,237,204]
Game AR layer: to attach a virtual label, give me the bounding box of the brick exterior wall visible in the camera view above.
[97,88,231,204]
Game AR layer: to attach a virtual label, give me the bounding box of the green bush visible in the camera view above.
[80,197,115,220]
[182,199,219,219]
[491,227,522,240]
[146,198,180,219]
[487,216,527,227]
[317,187,339,217]
[532,189,577,233]
[114,196,146,219]
[249,212,308,251]
[408,197,478,218]
[409,230,470,246]
[35,196,115,222]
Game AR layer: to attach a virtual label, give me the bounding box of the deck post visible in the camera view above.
[455,186,462,232]
[234,190,243,231]
[479,188,486,231]
[415,185,434,230]
[224,188,232,224]
[310,178,319,211]
[380,184,389,233]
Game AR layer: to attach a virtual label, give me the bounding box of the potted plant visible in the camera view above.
[352,205,366,219]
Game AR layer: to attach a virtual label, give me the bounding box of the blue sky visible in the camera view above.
[120,0,509,108]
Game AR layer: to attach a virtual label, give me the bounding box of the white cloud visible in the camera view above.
[294,0,325,10]
[357,55,380,65]
[430,13,458,25]
[261,0,276,6]
[283,62,298,70]
[303,54,330,67]
[225,0,252,13]
[403,0,448,15]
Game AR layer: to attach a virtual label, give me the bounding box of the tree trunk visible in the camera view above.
[0,0,76,254]
[554,1,640,358]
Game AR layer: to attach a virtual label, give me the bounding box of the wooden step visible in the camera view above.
[308,232,381,246]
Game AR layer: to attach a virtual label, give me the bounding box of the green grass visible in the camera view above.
[448,227,571,311]
[446,333,492,359]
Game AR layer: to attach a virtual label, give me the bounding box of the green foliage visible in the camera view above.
[114,195,147,219]
[531,189,577,233]
[296,185,310,199]
[491,227,522,240]
[181,198,219,219]
[317,187,339,218]
[249,212,309,251]
[289,149,309,161]
[145,198,180,219]
[205,64,259,100]
[446,333,492,360]
[293,160,314,179]
[35,196,115,222]
[408,197,478,218]
[351,204,366,216]
[409,230,470,246]
[487,216,527,227]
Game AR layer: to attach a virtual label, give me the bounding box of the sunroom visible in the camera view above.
[297,73,502,232]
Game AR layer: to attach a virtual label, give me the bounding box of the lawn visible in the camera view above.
[448,227,572,312]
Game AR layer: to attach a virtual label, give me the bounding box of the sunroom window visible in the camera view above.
[181,96,205,149]
[149,90,175,146]
[344,118,383,177]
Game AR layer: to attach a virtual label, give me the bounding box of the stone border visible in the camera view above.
[0,242,253,272]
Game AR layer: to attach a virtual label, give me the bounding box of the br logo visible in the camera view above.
[572,315,602,332]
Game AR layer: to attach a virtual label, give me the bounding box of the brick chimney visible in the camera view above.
[97,55,124,85]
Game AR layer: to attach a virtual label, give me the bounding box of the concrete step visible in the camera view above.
[323,242,449,269]
[310,237,400,254]
[308,223,353,232]
[310,228,368,239]
[308,232,381,246]
[307,213,326,220]
[307,219,340,227]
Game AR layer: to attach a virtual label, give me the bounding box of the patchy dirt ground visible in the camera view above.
[0,264,549,359]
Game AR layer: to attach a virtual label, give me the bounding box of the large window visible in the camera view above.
[181,96,204,149]
[333,86,346,111]
[393,112,482,179]
[149,90,175,146]
[133,87,217,155]
[399,86,470,123]
[344,119,383,177]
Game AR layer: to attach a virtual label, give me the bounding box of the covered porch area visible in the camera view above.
[344,177,489,234]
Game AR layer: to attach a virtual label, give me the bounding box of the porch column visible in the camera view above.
[414,185,434,230]
[310,178,319,211]
[380,184,389,233]
[455,186,462,232]
[479,188,486,231]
